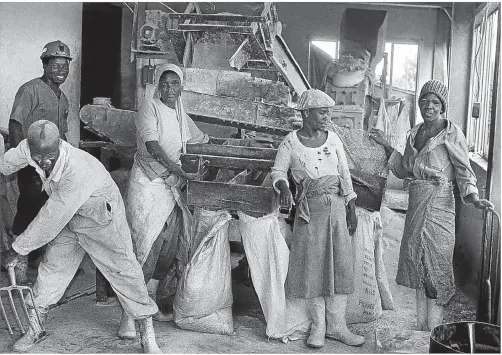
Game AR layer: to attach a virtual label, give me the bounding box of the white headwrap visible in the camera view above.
[148,63,190,153]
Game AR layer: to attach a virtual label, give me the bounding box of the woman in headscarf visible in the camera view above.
[370,80,493,331]
[120,63,209,338]
[271,89,365,348]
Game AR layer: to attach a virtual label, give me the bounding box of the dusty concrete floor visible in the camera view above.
[0,255,376,353]
[0,203,477,353]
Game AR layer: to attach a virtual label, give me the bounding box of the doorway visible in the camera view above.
[80,3,122,107]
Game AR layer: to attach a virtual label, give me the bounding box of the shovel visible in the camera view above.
[0,265,46,336]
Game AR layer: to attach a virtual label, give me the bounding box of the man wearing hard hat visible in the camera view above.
[5,41,72,282]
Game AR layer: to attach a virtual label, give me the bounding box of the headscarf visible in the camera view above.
[419,79,448,114]
[150,63,190,153]
[296,89,336,111]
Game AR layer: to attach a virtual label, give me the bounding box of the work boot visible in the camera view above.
[118,310,136,339]
[416,289,428,331]
[138,317,162,354]
[12,308,47,352]
[427,298,444,331]
[306,297,326,348]
[146,279,173,322]
[325,295,365,347]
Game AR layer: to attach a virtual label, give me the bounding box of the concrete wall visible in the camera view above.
[0,2,83,146]
[448,2,476,130]
[450,3,501,296]
[452,1,483,280]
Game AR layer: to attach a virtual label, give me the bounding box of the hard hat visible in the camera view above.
[296,89,335,110]
[40,40,72,61]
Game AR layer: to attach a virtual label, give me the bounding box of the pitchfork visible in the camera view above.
[0,265,46,336]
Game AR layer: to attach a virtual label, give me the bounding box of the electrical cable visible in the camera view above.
[123,2,133,14]
[157,2,176,13]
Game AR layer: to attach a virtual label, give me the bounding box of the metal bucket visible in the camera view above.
[429,321,500,353]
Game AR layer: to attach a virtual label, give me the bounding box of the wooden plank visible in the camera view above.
[181,154,274,171]
[185,143,277,160]
[269,35,310,96]
[182,91,302,134]
[183,68,251,95]
[229,38,251,70]
[177,24,255,34]
[80,105,136,147]
[259,23,273,52]
[187,180,277,214]
[168,13,265,23]
[215,72,289,105]
[81,92,301,141]
[79,140,110,148]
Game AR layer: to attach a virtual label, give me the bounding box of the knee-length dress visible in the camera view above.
[271,130,357,298]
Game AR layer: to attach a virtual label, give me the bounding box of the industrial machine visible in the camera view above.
[79,2,390,303]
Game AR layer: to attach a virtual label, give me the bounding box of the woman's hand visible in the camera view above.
[369,128,390,146]
[465,193,495,210]
[474,199,495,210]
[185,164,209,181]
[369,128,394,158]
[275,180,293,210]
[346,200,358,236]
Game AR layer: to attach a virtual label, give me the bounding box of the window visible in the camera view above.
[310,40,339,60]
[308,40,418,93]
[467,7,499,159]
[375,42,419,93]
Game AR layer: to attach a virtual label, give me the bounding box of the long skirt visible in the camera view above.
[396,180,456,306]
[285,193,354,298]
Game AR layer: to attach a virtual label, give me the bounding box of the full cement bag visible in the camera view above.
[347,208,383,324]
[238,211,310,339]
[173,208,234,335]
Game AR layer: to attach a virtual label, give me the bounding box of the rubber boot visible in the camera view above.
[427,297,444,331]
[416,289,428,331]
[118,310,136,339]
[12,307,47,352]
[325,295,365,347]
[146,279,173,322]
[138,317,162,354]
[306,297,326,348]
